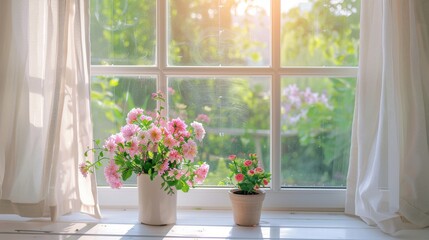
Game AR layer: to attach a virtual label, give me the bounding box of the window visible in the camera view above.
[90,0,360,209]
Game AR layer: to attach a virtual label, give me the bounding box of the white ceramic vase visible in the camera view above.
[229,189,266,226]
[137,174,177,225]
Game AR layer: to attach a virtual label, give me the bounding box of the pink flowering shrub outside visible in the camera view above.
[80,92,209,194]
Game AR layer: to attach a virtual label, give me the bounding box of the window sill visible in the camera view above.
[98,187,347,211]
[1,209,427,239]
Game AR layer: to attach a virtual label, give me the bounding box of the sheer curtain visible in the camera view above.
[346,0,429,234]
[0,0,100,220]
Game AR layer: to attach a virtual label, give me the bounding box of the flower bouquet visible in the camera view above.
[80,92,209,195]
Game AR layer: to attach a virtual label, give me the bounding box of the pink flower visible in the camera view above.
[254,185,260,190]
[158,160,170,175]
[194,163,209,184]
[248,169,255,176]
[263,178,269,186]
[126,137,140,157]
[113,133,125,144]
[126,108,144,124]
[191,121,206,142]
[244,160,253,167]
[168,149,182,162]
[182,139,197,161]
[196,114,210,123]
[228,155,236,161]
[255,167,264,173]
[104,160,122,189]
[104,136,117,154]
[138,130,149,145]
[235,173,244,182]
[168,87,175,95]
[163,134,178,148]
[148,125,162,143]
[79,162,88,177]
[140,115,152,122]
[168,118,187,135]
[121,124,139,140]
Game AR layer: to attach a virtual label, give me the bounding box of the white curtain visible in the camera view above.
[0,0,100,220]
[346,0,429,234]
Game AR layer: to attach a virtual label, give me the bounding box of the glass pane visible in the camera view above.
[168,77,271,186]
[90,0,156,65]
[168,0,271,66]
[91,76,157,185]
[281,0,360,66]
[281,77,355,186]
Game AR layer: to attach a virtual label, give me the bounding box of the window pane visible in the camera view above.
[281,0,360,66]
[168,77,271,186]
[90,0,156,65]
[168,0,270,66]
[91,76,157,185]
[281,77,355,186]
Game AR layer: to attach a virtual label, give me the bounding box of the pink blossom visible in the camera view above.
[248,169,255,176]
[235,173,244,182]
[121,124,139,140]
[228,155,236,161]
[263,178,270,186]
[140,115,153,122]
[158,160,170,175]
[191,121,206,142]
[79,162,88,177]
[168,87,175,95]
[255,167,264,173]
[126,108,144,124]
[182,140,197,161]
[163,134,178,148]
[126,137,140,157]
[148,125,162,143]
[254,185,260,190]
[112,133,125,144]
[196,114,210,123]
[168,150,182,162]
[168,118,187,135]
[104,136,117,154]
[104,160,122,189]
[194,163,209,184]
[244,160,253,167]
[138,130,149,145]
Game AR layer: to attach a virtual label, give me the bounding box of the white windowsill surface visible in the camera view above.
[1,209,428,239]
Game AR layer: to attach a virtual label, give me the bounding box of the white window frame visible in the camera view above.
[92,0,358,210]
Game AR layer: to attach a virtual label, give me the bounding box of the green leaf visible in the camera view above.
[122,168,133,181]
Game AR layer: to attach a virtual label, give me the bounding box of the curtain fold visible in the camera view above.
[0,0,100,220]
[346,0,429,234]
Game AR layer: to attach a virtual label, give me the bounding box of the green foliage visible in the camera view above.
[223,154,271,194]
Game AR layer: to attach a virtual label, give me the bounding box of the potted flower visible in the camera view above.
[80,92,209,225]
[225,153,271,226]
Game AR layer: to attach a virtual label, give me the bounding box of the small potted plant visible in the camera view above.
[79,92,209,225]
[225,153,271,226]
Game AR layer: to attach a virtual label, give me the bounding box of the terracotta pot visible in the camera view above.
[137,174,177,225]
[229,189,266,226]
